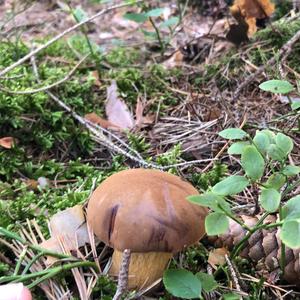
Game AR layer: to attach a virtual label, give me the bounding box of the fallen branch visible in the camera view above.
[0,54,89,94]
[30,55,162,169]
[233,28,300,100]
[112,249,131,300]
[0,1,142,77]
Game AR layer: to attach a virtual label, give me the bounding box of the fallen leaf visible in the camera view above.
[203,106,222,122]
[90,71,101,87]
[0,137,15,149]
[85,112,120,130]
[208,247,230,269]
[135,97,144,127]
[162,50,184,69]
[40,205,90,264]
[230,0,275,39]
[106,80,134,130]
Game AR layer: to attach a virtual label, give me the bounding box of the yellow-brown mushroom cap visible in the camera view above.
[87,169,208,253]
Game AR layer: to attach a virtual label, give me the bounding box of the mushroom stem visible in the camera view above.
[109,250,172,290]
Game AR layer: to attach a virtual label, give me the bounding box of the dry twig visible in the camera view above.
[0,1,142,77]
[233,29,300,100]
[112,249,131,300]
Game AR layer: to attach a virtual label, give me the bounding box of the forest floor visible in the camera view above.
[0,0,300,299]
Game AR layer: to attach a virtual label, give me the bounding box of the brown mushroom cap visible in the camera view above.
[87,169,208,253]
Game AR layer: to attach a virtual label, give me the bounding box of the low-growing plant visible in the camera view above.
[123,6,180,54]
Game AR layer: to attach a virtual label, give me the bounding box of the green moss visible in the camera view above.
[191,163,228,191]
[105,47,142,67]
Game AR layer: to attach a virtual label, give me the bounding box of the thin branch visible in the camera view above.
[233,28,300,100]
[113,249,131,300]
[30,55,161,169]
[0,54,89,94]
[0,1,143,77]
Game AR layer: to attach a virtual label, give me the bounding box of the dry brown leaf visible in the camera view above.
[208,247,230,269]
[0,137,15,149]
[162,50,184,69]
[230,0,275,38]
[40,205,90,264]
[85,112,120,130]
[106,80,134,130]
[90,71,101,87]
[135,97,144,128]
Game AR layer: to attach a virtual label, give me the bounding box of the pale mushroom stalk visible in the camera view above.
[87,169,208,290]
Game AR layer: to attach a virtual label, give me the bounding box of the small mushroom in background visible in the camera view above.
[87,168,208,290]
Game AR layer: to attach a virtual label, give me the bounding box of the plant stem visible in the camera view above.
[0,261,97,285]
[148,17,164,55]
[13,247,27,276]
[230,212,270,259]
[68,3,102,76]
[27,261,98,289]
[279,206,286,275]
[219,205,252,232]
[0,227,74,260]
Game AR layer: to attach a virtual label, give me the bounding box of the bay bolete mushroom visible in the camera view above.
[87,169,208,290]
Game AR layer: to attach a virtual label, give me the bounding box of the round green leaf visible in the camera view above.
[218,128,247,140]
[123,12,148,23]
[261,129,275,144]
[282,165,300,176]
[145,8,165,17]
[259,188,281,212]
[160,16,179,28]
[265,173,286,190]
[267,144,286,161]
[163,269,202,299]
[228,141,250,155]
[212,176,249,196]
[253,131,270,153]
[223,293,241,300]
[205,212,229,236]
[259,80,294,94]
[196,272,218,292]
[241,145,265,181]
[275,133,293,155]
[280,219,300,248]
[282,196,300,220]
[291,101,300,110]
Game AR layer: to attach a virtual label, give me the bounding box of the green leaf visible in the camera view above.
[187,193,231,213]
[212,176,249,196]
[141,29,157,39]
[228,141,250,155]
[282,165,300,176]
[218,128,247,140]
[205,212,229,236]
[291,101,300,110]
[160,16,179,28]
[145,8,165,17]
[73,7,88,22]
[259,188,281,212]
[280,219,300,248]
[267,144,286,161]
[163,269,202,299]
[187,193,223,207]
[241,145,265,181]
[259,80,294,94]
[275,133,293,155]
[223,293,241,300]
[253,131,270,153]
[282,196,300,220]
[265,173,286,190]
[261,129,276,144]
[196,272,218,292]
[123,12,148,23]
